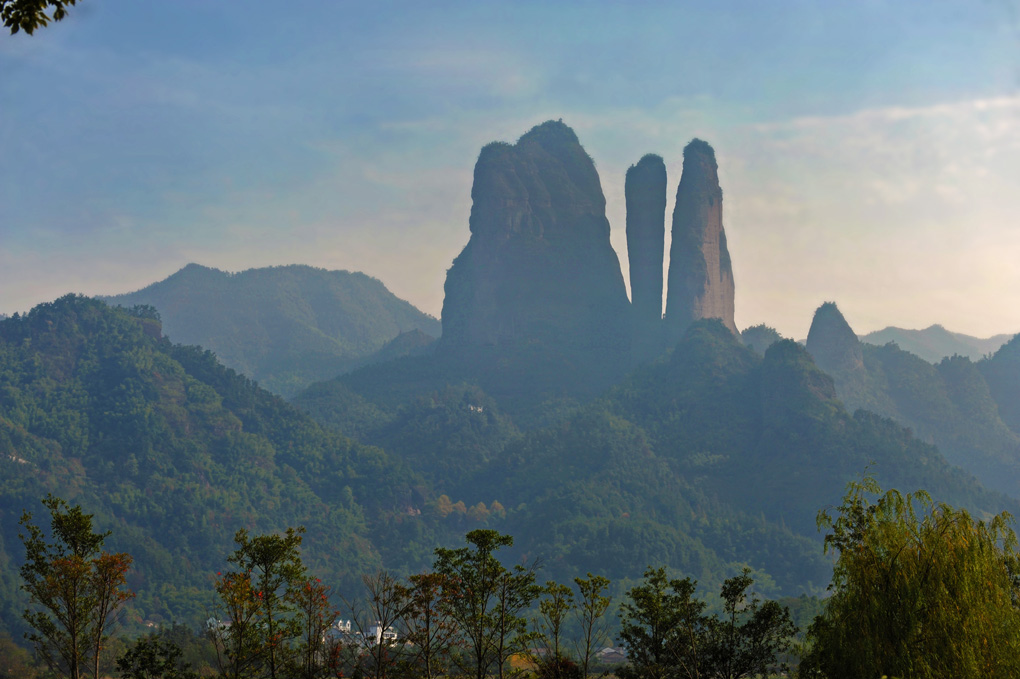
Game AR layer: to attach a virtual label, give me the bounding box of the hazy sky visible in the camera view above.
[3,1,1020,338]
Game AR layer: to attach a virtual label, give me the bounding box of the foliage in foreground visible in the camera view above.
[618,567,795,679]
[19,495,133,679]
[800,477,1020,679]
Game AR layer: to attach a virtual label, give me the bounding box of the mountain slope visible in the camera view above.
[806,304,1020,497]
[297,320,1015,598]
[0,296,430,637]
[860,325,1013,362]
[100,264,440,397]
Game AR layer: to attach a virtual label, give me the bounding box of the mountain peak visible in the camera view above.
[664,137,736,340]
[806,301,863,374]
[440,120,629,358]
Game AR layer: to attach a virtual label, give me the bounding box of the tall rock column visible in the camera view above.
[439,120,630,361]
[664,139,737,343]
[626,154,667,360]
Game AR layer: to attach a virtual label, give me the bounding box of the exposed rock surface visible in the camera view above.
[626,154,667,352]
[664,139,736,342]
[806,302,865,375]
[440,120,630,358]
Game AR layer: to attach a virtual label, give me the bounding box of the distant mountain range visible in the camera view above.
[100,264,440,397]
[4,119,1020,641]
[805,303,1020,498]
[859,325,1013,363]
[3,297,1011,641]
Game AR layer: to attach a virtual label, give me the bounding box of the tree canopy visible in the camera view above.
[1,0,79,35]
[801,477,1020,678]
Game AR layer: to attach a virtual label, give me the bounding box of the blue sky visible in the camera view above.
[3,1,1020,338]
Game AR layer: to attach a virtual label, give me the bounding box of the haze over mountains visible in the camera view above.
[2,120,1019,639]
[859,325,1013,363]
[800,303,1020,497]
[101,264,440,397]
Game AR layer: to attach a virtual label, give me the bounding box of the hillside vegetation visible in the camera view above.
[101,264,440,397]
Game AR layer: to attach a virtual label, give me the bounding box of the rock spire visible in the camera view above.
[805,302,864,374]
[625,154,667,358]
[439,120,630,358]
[664,139,737,342]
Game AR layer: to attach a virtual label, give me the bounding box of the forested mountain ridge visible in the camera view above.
[100,264,440,398]
[2,294,1016,644]
[0,296,438,638]
[805,303,1020,498]
[296,320,1015,597]
[6,117,1020,647]
[860,324,1013,363]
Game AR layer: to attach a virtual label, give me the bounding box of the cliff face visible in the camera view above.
[664,139,737,342]
[440,120,630,358]
[626,155,667,327]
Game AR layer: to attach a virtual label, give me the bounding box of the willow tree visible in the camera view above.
[801,477,1020,679]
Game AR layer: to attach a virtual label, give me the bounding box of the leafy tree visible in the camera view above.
[211,570,261,679]
[491,564,541,679]
[534,581,574,678]
[18,495,133,679]
[286,576,337,679]
[401,572,460,679]
[618,567,705,679]
[619,567,794,679]
[433,530,540,679]
[1,0,79,34]
[213,527,307,679]
[571,574,611,679]
[702,568,795,679]
[800,477,1020,679]
[116,634,200,679]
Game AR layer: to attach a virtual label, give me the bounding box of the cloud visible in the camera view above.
[721,96,1020,337]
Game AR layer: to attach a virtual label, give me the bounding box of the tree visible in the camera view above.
[213,527,307,679]
[571,574,611,679]
[287,576,338,679]
[619,567,794,679]
[800,477,1020,679]
[339,571,410,679]
[116,634,200,679]
[618,567,705,679]
[491,564,541,679]
[0,633,40,678]
[401,572,460,679]
[702,569,795,679]
[211,571,261,679]
[534,581,574,679]
[1,0,79,34]
[433,530,540,679]
[18,495,134,679]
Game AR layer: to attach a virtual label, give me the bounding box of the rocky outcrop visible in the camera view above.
[664,139,736,342]
[439,120,630,358]
[805,302,864,375]
[626,154,667,359]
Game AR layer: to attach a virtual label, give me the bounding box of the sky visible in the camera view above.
[2,0,1020,339]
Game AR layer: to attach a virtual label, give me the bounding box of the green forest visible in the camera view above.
[2,296,1020,678]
